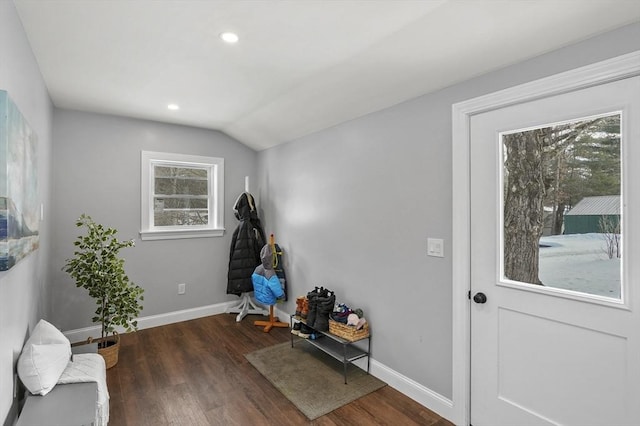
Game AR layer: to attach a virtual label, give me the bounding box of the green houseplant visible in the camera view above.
[63,214,144,368]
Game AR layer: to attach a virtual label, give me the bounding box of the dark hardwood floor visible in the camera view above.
[106,313,454,425]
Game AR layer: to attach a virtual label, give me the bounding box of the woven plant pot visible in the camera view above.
[92,331,120,369]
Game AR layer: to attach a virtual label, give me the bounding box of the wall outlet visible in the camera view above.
[178,283,186,295]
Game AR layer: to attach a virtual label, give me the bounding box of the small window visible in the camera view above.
[141,151,224,240]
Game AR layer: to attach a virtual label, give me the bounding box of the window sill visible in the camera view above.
[139,228,225,241]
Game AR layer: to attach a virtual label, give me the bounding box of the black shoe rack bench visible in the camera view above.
[290,314,371,384]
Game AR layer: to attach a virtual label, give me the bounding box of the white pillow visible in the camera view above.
[17,319,72,396]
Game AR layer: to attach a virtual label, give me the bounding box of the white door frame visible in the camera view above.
[451,51,640,426]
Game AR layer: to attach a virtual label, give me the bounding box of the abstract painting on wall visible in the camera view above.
[0,90,39,271]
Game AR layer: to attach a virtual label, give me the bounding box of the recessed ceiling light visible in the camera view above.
[167,104,179,111]
[220,32,239,43]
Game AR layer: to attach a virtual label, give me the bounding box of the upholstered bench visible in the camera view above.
[16,382,98,426]
[16,320,109,426]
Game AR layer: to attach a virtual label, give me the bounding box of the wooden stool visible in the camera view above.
[254,305,289,332]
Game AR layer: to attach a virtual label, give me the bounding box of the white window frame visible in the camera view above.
[140,151,224,240]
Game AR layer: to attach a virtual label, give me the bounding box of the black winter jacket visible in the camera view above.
[226,192,266,296]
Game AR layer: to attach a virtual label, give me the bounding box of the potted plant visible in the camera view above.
[63,214,144,368]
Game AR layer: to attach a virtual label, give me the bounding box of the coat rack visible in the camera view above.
[225,176,269,322]
[226,293,268,322]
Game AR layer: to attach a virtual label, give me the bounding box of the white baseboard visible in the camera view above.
[63,301,237,343]
[367,358,455,423]
[274,306,289,322]
[63,304,454,424]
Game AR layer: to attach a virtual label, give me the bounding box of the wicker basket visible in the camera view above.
[328,320,369,341]
[85,331,120,369]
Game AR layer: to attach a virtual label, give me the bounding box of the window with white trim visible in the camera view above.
[140,151,224,240]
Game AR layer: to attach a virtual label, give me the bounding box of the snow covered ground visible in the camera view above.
[538,233,621,299]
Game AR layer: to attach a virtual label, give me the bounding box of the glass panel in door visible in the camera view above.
[501,113,622,299]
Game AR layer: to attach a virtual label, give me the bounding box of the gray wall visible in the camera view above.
[256,23,640,399]
[0,2,53,424]
[50,110,258,332]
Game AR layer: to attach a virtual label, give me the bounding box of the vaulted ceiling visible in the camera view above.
[14,0,640,150]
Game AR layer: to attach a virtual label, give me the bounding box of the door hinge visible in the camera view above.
[468,290,471,300]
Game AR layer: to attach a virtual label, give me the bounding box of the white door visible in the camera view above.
[469,76,640,426]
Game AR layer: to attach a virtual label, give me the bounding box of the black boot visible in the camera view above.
[313,291,335,332]
[305,287,321,328]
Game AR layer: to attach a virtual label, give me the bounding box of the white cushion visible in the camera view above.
[17,319,72,396]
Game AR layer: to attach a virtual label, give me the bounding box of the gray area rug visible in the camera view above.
[245,341,386,420]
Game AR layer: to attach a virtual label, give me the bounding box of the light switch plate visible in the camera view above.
[427,238,444,257]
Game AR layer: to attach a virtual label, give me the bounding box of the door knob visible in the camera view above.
[473,292,487,304]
